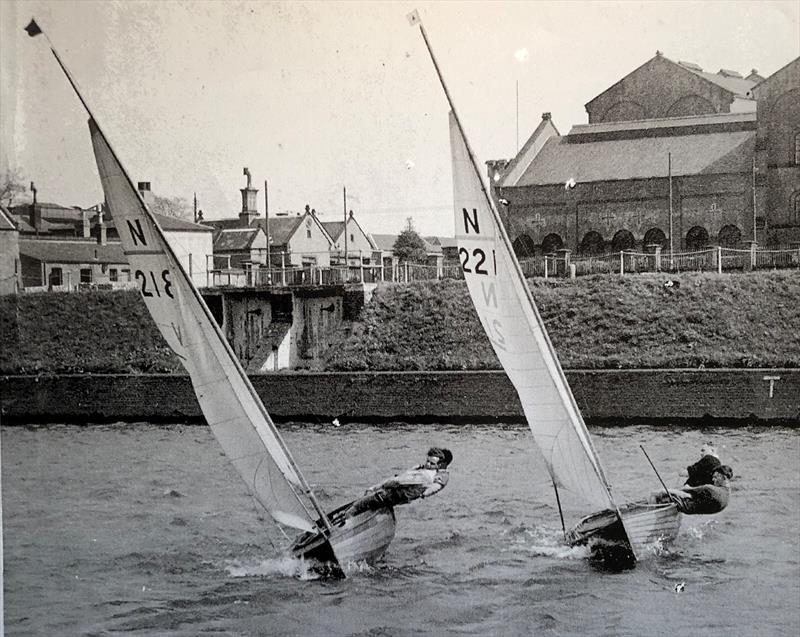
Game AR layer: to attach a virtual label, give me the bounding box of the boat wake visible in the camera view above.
[224,557,321,580]
[509,525,590,560]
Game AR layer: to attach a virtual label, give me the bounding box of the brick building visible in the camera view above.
[490,53,800,256]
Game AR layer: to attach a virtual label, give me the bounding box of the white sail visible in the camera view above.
[449,112,615,512]
[89,119,317,533]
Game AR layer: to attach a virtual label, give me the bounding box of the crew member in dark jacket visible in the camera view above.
[671,464,733,514]
[685,442,722,487]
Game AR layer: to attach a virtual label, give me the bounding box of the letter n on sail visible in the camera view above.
[127,218,147,246]
[463,208,479,234]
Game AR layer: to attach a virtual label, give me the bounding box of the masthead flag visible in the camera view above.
[24,19,42,37]
[407,10,421,26]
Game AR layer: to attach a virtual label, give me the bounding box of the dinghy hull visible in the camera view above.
[291,504,396,574]
[566,502,680,558]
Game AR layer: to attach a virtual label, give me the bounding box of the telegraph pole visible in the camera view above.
[343,186,348,264]
[668,152,673,258]
[264,180,271,271]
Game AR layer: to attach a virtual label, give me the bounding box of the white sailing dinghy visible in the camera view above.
[29,19,394,577]
[409,12,680,565]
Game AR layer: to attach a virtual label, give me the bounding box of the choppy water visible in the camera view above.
[2,422,799,636]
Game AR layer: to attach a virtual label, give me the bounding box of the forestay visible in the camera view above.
[89,120,317,533]
[449,112,615,512]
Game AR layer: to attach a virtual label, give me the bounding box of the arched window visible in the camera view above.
[541,233,564,254]
[513,234,536,259]
[611,229,635,252]
[686,226,710,250]
[643,227,668,251]
[718,225,742,248]
[579,231,605,256]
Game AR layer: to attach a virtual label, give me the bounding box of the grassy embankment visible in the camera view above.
[1,270,798,375]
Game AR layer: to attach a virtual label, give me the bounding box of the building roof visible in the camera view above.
[514,129,755,186]
[567,111,756,138]
[19,239,127,264]
[213,227,264,251]
[204,218,247,231]
[0,206,18,231]
[321,220,346,241]
[154,213,213,232]
[252,215,304,245]
[371,233,442,255]
[586,54,757,110]
[683,65,757,98]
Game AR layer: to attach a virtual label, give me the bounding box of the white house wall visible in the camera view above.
[164,230,213,288]
[287,217,332,267]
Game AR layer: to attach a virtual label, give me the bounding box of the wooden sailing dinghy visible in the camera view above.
[410,12,680,564]
[31,19,394,577]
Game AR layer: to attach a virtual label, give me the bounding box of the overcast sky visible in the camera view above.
[1,1,798,236]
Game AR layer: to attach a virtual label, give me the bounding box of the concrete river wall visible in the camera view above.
[1,370,798,425]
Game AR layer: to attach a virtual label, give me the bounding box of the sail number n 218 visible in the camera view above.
[459,247,496,275]
[135,269,174,298]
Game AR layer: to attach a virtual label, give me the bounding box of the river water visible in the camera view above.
[2,422,798,636]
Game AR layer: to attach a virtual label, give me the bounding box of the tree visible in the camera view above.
[393,217,428,263]
[1,168,29,208]
[148,194,192,220]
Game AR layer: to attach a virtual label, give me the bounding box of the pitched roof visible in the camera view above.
[681,63,757,98]
[370,233,442,255]
[153,213,213,232]
[586,54,757,109]
[567,111,756,138]
[514,129,755,186]
[252,215,304,245]
[321,220,346,241]
[19,239,127,264]
[204,218,246,231]
[0,206,18,231]
[213,227,263,251]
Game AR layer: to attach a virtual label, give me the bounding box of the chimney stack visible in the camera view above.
[137,182,154,207]
[239,167,260,226]
[97,210,107,245]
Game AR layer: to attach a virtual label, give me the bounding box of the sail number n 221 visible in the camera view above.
[459,248,496,275]
[135,269,174,298]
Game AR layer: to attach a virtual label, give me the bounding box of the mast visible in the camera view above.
[411,12,616,497]
[29,18,333,535]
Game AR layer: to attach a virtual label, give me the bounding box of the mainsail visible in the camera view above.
[88,122,319,534]
[408,13,617,516]
[449,113,614,512]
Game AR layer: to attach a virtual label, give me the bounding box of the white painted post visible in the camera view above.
[404,262,409,283]
[619,251,624,275]
[544,256,549,279]
[281,252,286,286]
[717,246,723,274]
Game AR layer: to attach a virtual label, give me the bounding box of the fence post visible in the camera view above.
[791,242,800,269]
[281,252,286,286]
[748,241,757,270]
[404,262,409,283]
[544,255,549,279]
[555,249,571,277]
[646,244,661,272]
[717,246,723,274]
[619,251,624,275]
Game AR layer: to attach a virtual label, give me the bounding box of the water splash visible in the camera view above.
[224,556,319,580]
